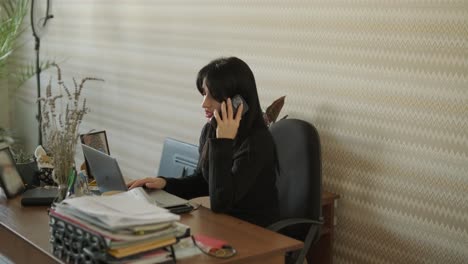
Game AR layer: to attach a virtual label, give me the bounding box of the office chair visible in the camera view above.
[268,119,323,264]
[157,138,199,178]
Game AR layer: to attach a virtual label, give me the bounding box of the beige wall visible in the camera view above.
[12,1,467,263]
[0,79,9,128]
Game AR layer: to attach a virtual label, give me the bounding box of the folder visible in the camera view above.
[108,237,177,258]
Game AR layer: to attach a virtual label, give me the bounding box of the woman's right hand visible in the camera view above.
[126,177,167,190]
[213,98,243,139]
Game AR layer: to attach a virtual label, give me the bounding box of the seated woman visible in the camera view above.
[127,57,279,227]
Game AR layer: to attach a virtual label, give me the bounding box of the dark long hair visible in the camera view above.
[196,57,267,166]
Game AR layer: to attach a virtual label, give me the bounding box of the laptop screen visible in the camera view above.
[81,144,127,193]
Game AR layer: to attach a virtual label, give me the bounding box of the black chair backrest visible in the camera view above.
[270,119,322,221]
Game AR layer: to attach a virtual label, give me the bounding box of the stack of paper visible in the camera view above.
[50,187,190,263]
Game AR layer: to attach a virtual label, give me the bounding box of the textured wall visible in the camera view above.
[12,1,467,263]
[0,79,10,128]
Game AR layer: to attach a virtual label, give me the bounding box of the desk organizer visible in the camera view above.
[49,213,177,264]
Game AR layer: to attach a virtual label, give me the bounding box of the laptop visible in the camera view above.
[81,144,193,213]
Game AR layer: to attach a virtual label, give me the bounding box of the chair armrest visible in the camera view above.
[267,218,323,232]
[268,218,324,264]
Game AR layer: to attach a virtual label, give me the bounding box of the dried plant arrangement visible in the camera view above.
[38,64,103,196]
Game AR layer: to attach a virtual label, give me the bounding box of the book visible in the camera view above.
[108,237,177,259]
[50,187,192,262]
[107,248,171,264]
[50,207,190,247]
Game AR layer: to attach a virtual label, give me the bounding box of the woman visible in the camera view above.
[128,57,279,227]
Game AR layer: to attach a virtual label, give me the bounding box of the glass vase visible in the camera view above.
[55,183,69,203]
[52,165,75,203]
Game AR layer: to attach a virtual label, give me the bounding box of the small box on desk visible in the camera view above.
[21,187,58,206]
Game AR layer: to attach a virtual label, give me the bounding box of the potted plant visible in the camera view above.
[0,127,39,188]
[11,146,39,188]
[39,64,103,201]
[1,0,55,143]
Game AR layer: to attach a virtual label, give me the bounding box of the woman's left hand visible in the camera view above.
[213,98,243,139]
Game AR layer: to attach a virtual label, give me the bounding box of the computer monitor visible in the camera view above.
[157,138,198,178]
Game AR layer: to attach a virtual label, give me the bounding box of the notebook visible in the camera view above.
[81,144,193,214]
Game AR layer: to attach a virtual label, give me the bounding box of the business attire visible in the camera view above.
[163,123,279,227]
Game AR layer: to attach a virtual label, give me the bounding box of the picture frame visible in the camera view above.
[80,130,110,155]
[80,130,110,179]
[0,146,25,198]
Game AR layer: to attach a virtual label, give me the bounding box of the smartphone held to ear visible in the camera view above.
[210,95,249,128]
[231,94,249,116]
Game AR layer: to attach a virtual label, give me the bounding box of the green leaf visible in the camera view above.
[13,59,57,87]
[0,0,30,79]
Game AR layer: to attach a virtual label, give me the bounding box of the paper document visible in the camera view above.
[61,187,180,229]
[51,207,189,243]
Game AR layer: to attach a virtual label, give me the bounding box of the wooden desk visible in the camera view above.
[0,199,61,264]
[0,196,302,264]
[192,190,341,264]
